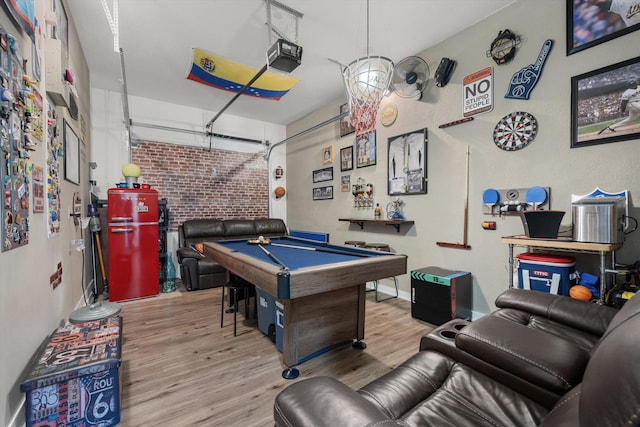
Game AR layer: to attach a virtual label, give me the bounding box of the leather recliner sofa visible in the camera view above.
[274,289,640,426]
[176,218,287,291]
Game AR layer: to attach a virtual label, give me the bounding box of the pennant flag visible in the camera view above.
[187,48,300,100]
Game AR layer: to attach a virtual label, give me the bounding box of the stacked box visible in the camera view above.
[20,317,122,427]
[516,253,576,295]
[411,267,472,326]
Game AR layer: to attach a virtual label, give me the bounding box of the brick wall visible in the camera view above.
[132,141,268,231]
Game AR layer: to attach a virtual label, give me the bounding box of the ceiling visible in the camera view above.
[65,0,516,126]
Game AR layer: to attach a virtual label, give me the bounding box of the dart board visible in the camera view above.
[493,111,538,151]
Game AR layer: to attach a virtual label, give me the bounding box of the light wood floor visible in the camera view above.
[116,282,434,426]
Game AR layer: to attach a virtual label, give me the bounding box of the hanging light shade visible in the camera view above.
[343,56,394,103]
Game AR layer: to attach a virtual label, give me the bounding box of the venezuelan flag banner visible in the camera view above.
[187,48,300,100]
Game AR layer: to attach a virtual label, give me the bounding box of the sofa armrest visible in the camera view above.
[456,315,590,394]
[274,377,398,427]
[176,247,204,262]
[495,288,617,336]
[419,320,561,409]
[178,225,185,248]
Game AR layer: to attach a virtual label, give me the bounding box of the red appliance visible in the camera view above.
[107,188,159,301]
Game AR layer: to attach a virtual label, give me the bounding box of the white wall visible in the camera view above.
[285,0,640,316]
[1,0,92,425]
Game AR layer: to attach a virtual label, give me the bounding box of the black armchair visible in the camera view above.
[176,219,228,291]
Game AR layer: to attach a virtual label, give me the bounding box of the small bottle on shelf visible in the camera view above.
[374,203,382,219]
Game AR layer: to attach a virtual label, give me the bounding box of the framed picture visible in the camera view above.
[339,103,355,137]
[64,120,80,185]
[313,186,333,200]
[322,145,334,165]
[313,167,333,183]
[341,175,351,192]
[340,146,353,171]
[567,0,640,55]
[571,56,640,148]
[356,130,376,168]
[387,128,428,195]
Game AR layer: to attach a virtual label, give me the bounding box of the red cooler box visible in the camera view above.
[516,253,576,295]
[20,317,122,427]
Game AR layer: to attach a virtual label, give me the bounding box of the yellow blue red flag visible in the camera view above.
[187,48,300,100]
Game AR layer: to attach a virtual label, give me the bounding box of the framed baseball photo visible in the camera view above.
[313,186,333,200]
[387,128,428,195]
[312,167,333,183]
[339,103,355,137]
[355,130,376,168]
[567,0,640,55]
[322,145,334,165]
[341,175,351,192]
[571,56,640,148]
[340,146,353,171]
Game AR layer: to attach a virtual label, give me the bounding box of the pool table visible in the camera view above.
[203,236,407,368]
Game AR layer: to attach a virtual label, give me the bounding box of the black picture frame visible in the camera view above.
[312,186,333,200]
[340,146,353,171]
[355,130,376,168]
[64,120,80,185]
[312,167,333,183]
[339,103,355,137]
[567,0,640,55]
[387,128,428,195]
[571,56,640,148]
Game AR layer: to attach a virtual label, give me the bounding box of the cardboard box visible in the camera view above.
[21,317,122,427]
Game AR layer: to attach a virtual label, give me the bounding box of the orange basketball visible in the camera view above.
[569,285,592,301]
[274,186,286,198]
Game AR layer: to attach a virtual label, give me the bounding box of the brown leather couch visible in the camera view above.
[274,290,640,426]
[176,218,287,291]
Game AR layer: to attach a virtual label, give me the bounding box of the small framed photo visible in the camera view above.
[356,130,376,168]
[571,56,640,148]
[341,175,351,192]
[312,167,333,183]
[340,146,353,171]
[313,186,333,200]
[567,0,640,55]
[322,145,334,165]
[339,103,355,137]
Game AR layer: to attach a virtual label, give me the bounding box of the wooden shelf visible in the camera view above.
[501,235,622,252]
[338,218,414,233]
[501,235,622,304]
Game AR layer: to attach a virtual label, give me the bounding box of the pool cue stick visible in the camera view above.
[258,244,289,270]
[271,242,371,257]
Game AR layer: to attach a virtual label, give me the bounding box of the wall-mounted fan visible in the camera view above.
[391,56,430,99]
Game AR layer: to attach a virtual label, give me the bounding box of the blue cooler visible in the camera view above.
[256,288,276,336]
[516,253,576,295]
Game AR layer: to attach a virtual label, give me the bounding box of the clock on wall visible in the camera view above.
[493,111,538,151]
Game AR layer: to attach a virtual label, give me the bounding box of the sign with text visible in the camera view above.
[463,67,494,117]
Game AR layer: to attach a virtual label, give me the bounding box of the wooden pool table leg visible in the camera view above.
[353,282,367,349]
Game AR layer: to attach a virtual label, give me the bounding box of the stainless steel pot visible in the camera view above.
[572,197,625,244]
